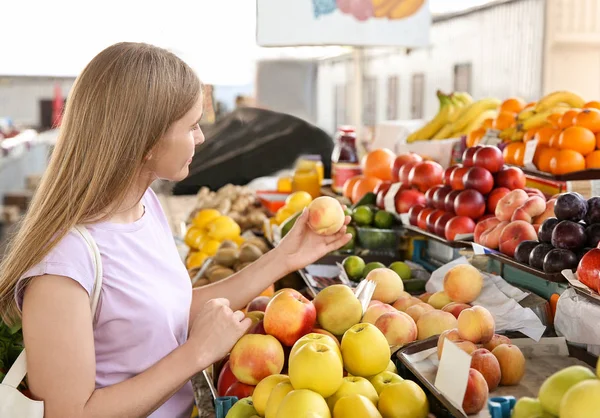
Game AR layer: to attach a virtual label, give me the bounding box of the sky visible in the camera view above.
[1,0,493,85]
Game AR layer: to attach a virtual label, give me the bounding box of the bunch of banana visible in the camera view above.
[432,98,501,140]
[499,126,525,142]
[534,90,585,113]
[516,105,570,131]
[406,91,456,143]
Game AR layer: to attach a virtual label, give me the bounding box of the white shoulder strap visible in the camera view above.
[2,225,103,389]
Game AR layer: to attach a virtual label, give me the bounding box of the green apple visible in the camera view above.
[511,397,544,418]
[368,371,404,395]
[225,397,257,418]
[538,365,596,416]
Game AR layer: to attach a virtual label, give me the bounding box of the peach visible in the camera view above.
[362,303,397,324]
[437,329,478,359]
[441,302,472,319]
[474,216,501,244]
[443,263,483,304]
[247,296,270,312]
[463,368,490,415]
[532,198,556,225]
[229,334,285,385]
[416,310,458,340]
[457,306,495,344]
[495,189,529,221]
[470,348,501,391]
[368,300,383,308]
[479,220,509,249]
[366,268,404,304]
[397,290,412,300]
[524,187,546,200]
[375,311,418,347]
[307,196,345,235]
[264,288,317,346]
[511,196,547,223]
[405,302,435,322]
[418,292,432,303]
[392,296,422,312]
[483,334,512,352]
[492,344,526,386]
[499,220,538,258]
[427,291,453,309]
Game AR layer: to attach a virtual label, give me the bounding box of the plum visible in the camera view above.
[585,196,600,225]
[551,220,587,250]
[514,240,540,265]
[538,217,560,243]
[529,243,555,270]
[586,224,600,248]
[543,248,578,273]
[554,192,587,222]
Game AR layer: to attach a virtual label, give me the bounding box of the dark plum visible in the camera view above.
[529,243,555,270]
[514,240,540,265]
[543,248,578,274]
[538,218,560,243]
[576,247,594,264]
[554,192,588,222]
[585,224,600,248]
[585,196,600,225]
[551,220,587,250]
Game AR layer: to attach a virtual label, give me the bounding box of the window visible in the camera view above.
[363,77,377,127]
[387,76,399,120]
[411,73,425,119]
[333,84,346,129]
[454,63,472,94]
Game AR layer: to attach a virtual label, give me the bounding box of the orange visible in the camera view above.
[557,126,596,156]
[547,112,563,129]
[361,148,396,181]
[523,127,541,143]
[342,175,362,200]
[525,101,537,108]
[558,109,581,129]
[550,149,586,175]
[584,101,600,110]
[537,147,560,173]
[500,97,527,114]
[549,130,562,149]
[597,132,600,149]
[352,176,382,203]
[502,142,521,165]
[493,111,517,130]
[466,128,486,148]
[575,108,600,133]
[533,144,547,167]
[535,126,558,146]
[481,118,494,130]
[513,142,526,166]
[586,150,600,169]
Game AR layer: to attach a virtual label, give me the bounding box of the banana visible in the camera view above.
[519,106,570,131]
[454,109,498,137]
[447,93,472,124]
[447,98,502,134]
[510,130,525,142]
[535,91,585,112]
[406,93,454,143]
[453,92,474,107]
[516,106,537,122]
[499,126,516,140]
[387,0,425,19]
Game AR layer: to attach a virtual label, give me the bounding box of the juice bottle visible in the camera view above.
[292,167,321,199]
[296,154,324,185]
[331,126,361,194]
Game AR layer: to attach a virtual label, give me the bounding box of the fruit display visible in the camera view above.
[220,286,431,418]
[189,184,269,232]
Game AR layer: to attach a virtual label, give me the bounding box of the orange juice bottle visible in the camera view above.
[277,175,293,193]
[292,167,321,199]
[296,155,324,185]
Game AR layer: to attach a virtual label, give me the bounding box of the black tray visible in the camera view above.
[404,224,473,249]
[514,165,600,182]
[485,251,567,283]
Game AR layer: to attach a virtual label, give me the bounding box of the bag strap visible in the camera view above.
[2,225,103,389]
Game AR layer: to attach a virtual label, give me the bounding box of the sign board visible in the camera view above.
[256,0,431,47]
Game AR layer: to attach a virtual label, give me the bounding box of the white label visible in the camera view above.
[592,180,600,197]
[434,340,471,415]
[480,129,502,146]
[523,139,539,171]
[384,183,402,214]
[472,242,488,255]
[454,233,474,241]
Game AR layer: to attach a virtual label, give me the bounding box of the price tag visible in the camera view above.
[384,182,402,214]
[480,129,502,146]
[523,139,539,170]
[434,339,471,414]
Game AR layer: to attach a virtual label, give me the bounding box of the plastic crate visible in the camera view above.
[356,227,400,250]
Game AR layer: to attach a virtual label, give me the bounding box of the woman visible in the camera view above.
[0,42,351,418]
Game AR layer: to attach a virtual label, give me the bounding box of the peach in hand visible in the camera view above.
[307,196,346,235]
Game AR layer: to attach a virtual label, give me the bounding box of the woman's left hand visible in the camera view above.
[277,207,352,273]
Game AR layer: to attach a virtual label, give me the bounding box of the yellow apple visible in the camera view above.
[385,360,397,374]
[264,381,294,418]
[290,333,342,362]
[560,379,600,418]
[341,323,390,377]
[378,381,429,418]
[225,396,257,418]
[368,371,404,395]
[275,389,331,418]
[252,374,289,417]
[326,376,378,411]
[313,284,363,336]
[333,394,382,418]
[289,342,343,398]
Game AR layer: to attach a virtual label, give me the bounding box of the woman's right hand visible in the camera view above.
[186,298,252,370]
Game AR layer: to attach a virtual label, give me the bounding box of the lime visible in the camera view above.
[389,261,412,281]
[339,225,357,252]
[344,207,353,217]
[374,210,394,229]
[342,255,365,282]
[353,206,374,226]
[362,261,385,278]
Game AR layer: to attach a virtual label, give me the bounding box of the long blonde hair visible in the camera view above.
[0,42,201,324]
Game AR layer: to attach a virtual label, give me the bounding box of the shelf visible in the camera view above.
[403,224,473,249]
[513,165,600,182]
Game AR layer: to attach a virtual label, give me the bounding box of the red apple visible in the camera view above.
[463,167,494,195]
[425,185,443,207]
[409,161,444,193]
[248,296,270,312]
[462,146,483,167]
[426,209,446,233]
[248,320,267,335]
[577,248,600,293]
[395,188,426,214]
[374,181,392,196]
[444,190,461,213]
[224,382,256,399]
[264,289,316,346]
[433,185,453,210]
[408,204,426,226]
[217,361,238,396]
[417,208,436,231]
[398,161,419,184]
[229,334,285,385]
[473,146,504,173]
[434,212,455,238]
[498,220,538,257]
[487,187,511,214]
[444,166,457,185]
[450,166,470,191]
[454,189,486,220]
[445,216,476,241]
[393,153,423,182]
[375,182,392,209]
[495,167,526,190]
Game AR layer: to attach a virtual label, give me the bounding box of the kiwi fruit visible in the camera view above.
[213,248,239,268]
[219,240,238,250]
[246,238,269,254]
[238,244,263,263]
[207,267,235,283]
